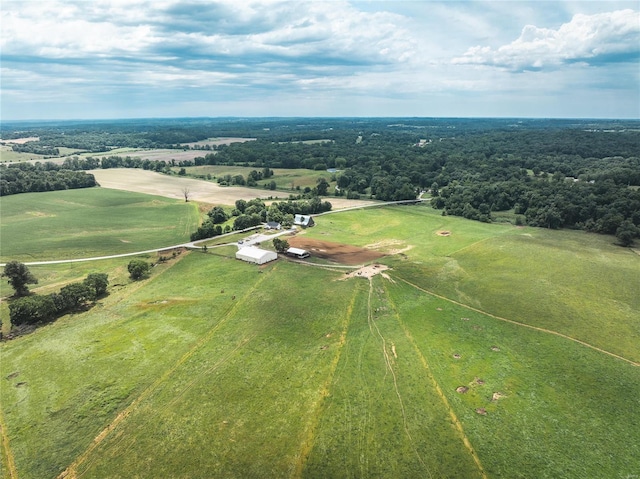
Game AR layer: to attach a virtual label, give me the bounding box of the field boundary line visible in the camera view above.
[395,276,639,368]
[383,282,487,479]
[368,278,432,478]
[292,287,358,478]
[0,409,18,479]
[57,269,272,479]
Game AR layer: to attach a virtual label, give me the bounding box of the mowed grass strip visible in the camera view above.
[384,279,640,479]
[71,261,357,478]
[0,188,199,262]
[302,276,483,479]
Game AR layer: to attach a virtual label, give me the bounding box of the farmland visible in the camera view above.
[0,188,199,263]
[1,191,639,478]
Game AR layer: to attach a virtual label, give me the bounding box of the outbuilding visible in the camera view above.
[286,247,310,259]
[294,214,315,227]
[235,247,278,265]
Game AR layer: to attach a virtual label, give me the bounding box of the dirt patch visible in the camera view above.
[453,353,461,359]
[476,408,487,415]
[475,377,485,385]
[341,264,390,280]
[288,237,385,266]
[456,386,469,394]
[364,239,413,255]
[492,392,506,401]
[436,230,451,236]
[491,346,500,351]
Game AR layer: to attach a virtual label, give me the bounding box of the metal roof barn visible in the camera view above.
[235,247,278,265]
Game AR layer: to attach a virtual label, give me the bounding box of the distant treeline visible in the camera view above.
[1,117,639,240]
[0,163,97,196]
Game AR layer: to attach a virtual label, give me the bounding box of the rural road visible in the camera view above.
[1,198,427,267]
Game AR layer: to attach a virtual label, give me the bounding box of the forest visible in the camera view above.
[1,117,639,243]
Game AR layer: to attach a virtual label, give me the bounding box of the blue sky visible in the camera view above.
[1,0,638,120]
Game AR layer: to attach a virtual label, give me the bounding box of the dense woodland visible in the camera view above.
[2,118,639,243]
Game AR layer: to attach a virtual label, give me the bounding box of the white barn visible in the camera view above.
[236,247,278,265]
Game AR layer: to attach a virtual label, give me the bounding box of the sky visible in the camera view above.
[1,0,639,120]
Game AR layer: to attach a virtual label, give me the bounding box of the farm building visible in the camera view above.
[236,247,278,265]
[286,247,310,259]
[265,221,281,230]
[294,215,315,227]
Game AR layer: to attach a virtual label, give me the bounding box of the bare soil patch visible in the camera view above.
[89,169,278,205]
[1,137,39,144]
[456,386,469,394]
[288,237,385,266]
[436,230,451,236]
[476,408,487,415]
[492,392,506,401]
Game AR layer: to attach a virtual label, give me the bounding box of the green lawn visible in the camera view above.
[1,203,639,478]
[0,188,199,263]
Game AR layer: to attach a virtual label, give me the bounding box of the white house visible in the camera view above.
[236,247,278,265]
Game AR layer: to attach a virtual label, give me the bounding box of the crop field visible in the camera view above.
[177,165,336,191]
[89,168,378,209]
[1,201,639,479]
[0,188,199,263]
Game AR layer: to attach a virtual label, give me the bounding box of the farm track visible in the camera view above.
[395,276,640,368]
[367,278,432,477]
[383,281,488,479]
[57,262,272,479]
[0,408,18,479]
[292,288,358,478]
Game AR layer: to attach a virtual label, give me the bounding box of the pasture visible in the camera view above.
[0,188,199,264]
[176,165,336,192]
[1,200,639,479]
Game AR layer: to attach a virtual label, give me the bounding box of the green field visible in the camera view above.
[0,188,199,263]
[1,202,639,478]
[178,165,337,191]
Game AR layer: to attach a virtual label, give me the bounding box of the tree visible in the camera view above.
[208,206,229,224]
[616,220,639,247]
[316,177,329,196]
[84,273,109,298]
[56,282,93,312]
[273,237,289,253]
[9,295,57,326]
[2,261,38,297]
[128,259,151,280]
[182,186,191,202]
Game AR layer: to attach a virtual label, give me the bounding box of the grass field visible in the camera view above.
[1,201,639,478]
[178,165,337,192]
[0,188,199,263]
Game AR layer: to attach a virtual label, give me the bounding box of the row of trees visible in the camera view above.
[190,196,332,241]
[0,163,97,196]
[2,258,158,331]
[7,270,108,327]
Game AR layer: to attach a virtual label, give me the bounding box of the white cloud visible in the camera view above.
[453,9,640,71]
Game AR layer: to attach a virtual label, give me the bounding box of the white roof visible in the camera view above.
[236,247,273,260]
[287,247,308,255]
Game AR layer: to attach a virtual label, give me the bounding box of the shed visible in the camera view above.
[293,214,315,227]
[236,247,278,265]
[286,247,310,259]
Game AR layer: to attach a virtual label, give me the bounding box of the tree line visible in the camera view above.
[0,163,97,196]
[2,261,109,328]
[190,196,332,241]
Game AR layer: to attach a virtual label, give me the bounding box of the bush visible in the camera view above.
[128,259,151,280]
